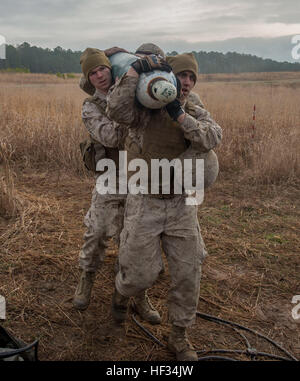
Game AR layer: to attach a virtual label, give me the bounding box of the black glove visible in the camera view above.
[166,99,185,121]
[131,55,172,74]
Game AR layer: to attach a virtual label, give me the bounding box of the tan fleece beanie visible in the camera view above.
[135,43,166,59]
[166,53,198,82]
[80,48,111,80]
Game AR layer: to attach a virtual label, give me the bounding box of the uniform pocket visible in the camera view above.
[80,140,96,172]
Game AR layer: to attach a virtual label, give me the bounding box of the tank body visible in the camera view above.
[109,52,177,109]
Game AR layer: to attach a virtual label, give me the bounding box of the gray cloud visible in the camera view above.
[0,0,299,61]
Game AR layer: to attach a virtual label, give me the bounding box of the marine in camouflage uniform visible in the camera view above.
[73,48,161,325]
[79,92,126,271]
[106,52,222,360]
[73,48,126,311]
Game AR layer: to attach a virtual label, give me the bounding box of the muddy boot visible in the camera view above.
[132,291,161,325]
[168,325,198,361]
[111,288,129,324]
[73,270,95,311]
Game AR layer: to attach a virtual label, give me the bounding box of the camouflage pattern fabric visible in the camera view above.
[106,75,222,153]
[79,89,126,272]
[116,193,207,327]
[107,74,222,328]
[79,187,126,272]
[82,90,126,152]
[188,91,205,108]
[135,43,166,59]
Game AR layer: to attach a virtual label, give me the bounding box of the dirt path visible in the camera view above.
[0,170,299,361]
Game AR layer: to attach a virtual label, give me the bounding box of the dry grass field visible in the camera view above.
[0,71,299,361]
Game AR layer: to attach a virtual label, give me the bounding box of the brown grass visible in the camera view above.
[0,142,21,218]
[0,72,299,361]
[1,72,299,186]
[198,71,300,82]
[0,171,299,361]
[195,80,300,184]
[0,72,80,84]
[0,81,87,175]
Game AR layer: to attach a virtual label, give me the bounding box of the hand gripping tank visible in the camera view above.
[109,52,177,109]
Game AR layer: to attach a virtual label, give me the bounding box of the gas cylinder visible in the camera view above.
[109,52,177,109]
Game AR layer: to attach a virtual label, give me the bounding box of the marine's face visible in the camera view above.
[89,65,112,93]
[176,70,196,99]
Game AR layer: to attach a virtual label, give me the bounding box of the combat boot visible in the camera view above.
[111,288,129,324]
[132,291,161,325]
[73,270,95,311]
[168,325,198,361]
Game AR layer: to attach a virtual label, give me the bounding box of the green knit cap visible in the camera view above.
[166,53,198,82]
[80,48,111,80]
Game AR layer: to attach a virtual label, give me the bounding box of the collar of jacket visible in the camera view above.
[94,88,108,100]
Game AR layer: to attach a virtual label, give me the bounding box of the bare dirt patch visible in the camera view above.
[1,170,299,361]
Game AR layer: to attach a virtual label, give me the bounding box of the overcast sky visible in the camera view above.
[1,0,300,54]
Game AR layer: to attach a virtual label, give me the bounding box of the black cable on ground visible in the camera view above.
[0,339,39,360]
[197,348,293,361]
[196,312,298,361]
[132,314,238,361]
[131,311,299,361]
[198,355,237,361]
[132,314,165,347]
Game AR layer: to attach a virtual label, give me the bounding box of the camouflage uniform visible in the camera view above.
[106,75,222,327]
[79,89,126,272]
[188,91,205,108]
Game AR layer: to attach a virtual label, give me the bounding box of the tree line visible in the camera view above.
[0,43,82,73]
[1,42,300,74]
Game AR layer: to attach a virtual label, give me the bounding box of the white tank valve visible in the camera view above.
[149,79,177,104]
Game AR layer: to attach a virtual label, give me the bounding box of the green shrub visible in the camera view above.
[0,67,30,73]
